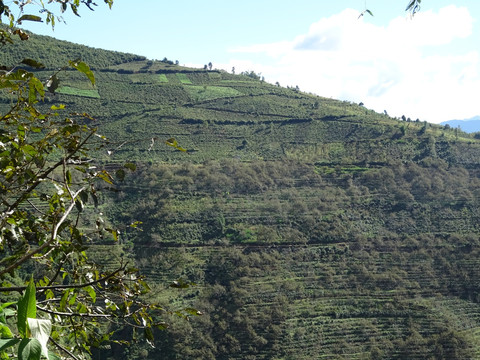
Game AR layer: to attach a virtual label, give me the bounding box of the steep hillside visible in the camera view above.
[2,31,480,359]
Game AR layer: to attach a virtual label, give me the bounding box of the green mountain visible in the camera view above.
[2,31,480,360]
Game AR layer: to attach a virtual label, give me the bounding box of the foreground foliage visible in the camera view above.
[0,1,170,359]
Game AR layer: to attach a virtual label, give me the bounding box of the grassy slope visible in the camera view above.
[2,32,480,359]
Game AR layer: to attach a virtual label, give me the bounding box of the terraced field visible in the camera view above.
[123,241,480,359]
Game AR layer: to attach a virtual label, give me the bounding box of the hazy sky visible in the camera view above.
[18,0,480,123]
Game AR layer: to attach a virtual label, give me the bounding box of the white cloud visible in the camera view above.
[226,6,479,123]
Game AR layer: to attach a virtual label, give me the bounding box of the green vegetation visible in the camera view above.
[2,12,480,360]
[176,73,192,84]
[185,85,243,102]
[158,74,169,83]
[0,2,185,359]
[56,85,100,98]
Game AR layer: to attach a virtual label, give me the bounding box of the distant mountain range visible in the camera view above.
[441,116,480,133]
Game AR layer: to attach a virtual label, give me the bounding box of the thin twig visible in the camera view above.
[26,198,44,215]
[0,130,95,230]
[0,187,85,278]
[52,186,86,241]
[49,336,81,360]
[45,253,69,287]
[38,306,112,318]
[0,263,126,292]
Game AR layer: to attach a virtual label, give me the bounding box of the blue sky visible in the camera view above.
[15,0,480,123]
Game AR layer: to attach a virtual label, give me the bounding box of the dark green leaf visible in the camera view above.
[21,59,45,69]
[70,3,80,16]
[79,190,89,204]
[76,303,88,314]
[184,307,203,316]
[130,221,143,228]
[0,339,20,352]
[165,137,187,152]
[97,171,113,184]
[59,290,71,311]
[156,322,168,331]
[69,61,95,86]
[18,14,42,23]
[115,168,126,181]
[144,327,154,347]
[46,75,60,93]
[68,293,77,306]
[139,279,151,291]
[91,192,99,207]
[105,228,119,241]
[48,351,62,360]
[75,199,84,212]
[85,285,96,303]
[28,77,45,102]
[66,170,72,185]
[17,276,36,338]
[17,124,26,137]
[18,338,42,360]
[0,304,15,324]
[21,145,37,157]
[50,104,66,111]
[104,0,114,9]
[0,302,16,311]
[170,279,195,289]
[0,324,13,339]
[124,162,136,171]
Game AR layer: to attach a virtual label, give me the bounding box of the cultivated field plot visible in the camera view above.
[185,85,243,102]
[56,86,100,98]
[177,73,193,84]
